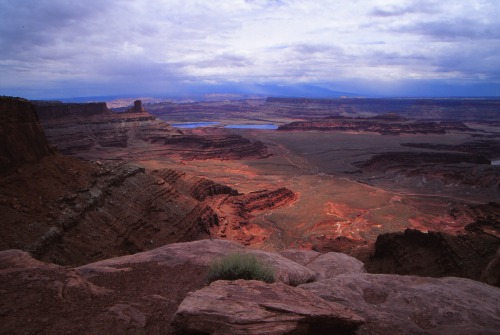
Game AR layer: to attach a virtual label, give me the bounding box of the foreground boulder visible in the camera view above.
[301,273,500,335]
[173,279,364,335]
[78,239,316,286]
[279,249,366,280]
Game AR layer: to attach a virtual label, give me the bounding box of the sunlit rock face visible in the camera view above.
[0,97,52,174]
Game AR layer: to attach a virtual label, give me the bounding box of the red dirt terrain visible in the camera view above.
[0,97,295,266]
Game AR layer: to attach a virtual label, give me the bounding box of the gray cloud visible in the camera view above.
[1,0,499,98]
[370,1,438,17]
[399,19,500,40]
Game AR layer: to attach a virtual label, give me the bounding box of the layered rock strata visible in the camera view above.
[277,115,475,135]
[34,100,270,160]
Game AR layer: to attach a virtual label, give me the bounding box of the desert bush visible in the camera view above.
[207,252,276,283]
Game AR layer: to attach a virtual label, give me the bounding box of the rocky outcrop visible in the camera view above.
[0,97,52,174]
[0,248,208,335]
[0,158,222,265]
[0,158,298,265]
[78,239,316,286]
[34,101,270,160]
[279,249,366,280]
[162,134,270,160]
[172,280,365,335]
[153,168,239,201]
[125,99,145,113]
[34,100,180,154]
[266,97,500,121]
[482,246,500,286]
[354,151,499,197]
[206,187,298,246]
[301,273,500,335]
[277,114,477,135]
[365,228,499,283]
[2,241,500,335]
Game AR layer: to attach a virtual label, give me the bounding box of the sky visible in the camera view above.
[1,0,499,99]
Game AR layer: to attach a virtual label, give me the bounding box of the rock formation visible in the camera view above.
[301,273,500,335]
[266,97,500,121]
[34,101,270,160]
[0,98,292,265]
[355,151,499,197]
[365,228,499,284]
[279,249,366,280]
[172,280,365,335]
[0,97,52,174]
[277,115,475,135]
[2,239,500,335]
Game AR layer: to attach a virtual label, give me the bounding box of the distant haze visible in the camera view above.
[1,0,499,99]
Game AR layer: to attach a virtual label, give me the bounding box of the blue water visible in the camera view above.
[171,122,278,130]
[224,124,278,130]
[171,122,220,128]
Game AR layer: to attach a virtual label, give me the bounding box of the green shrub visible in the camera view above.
[207,252,276,283]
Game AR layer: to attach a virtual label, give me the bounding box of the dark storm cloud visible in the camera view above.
[399,19,500,40]
[0,0,112,57]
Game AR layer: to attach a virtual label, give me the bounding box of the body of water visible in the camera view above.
[171,122,220,128]
[171,122,279,130]
[224,124,279,130]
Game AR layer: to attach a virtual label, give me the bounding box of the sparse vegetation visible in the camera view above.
[207,253,276,283]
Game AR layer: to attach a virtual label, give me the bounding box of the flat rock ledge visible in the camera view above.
[172,279,364,335]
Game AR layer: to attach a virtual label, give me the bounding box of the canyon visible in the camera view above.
[0,96,499,334]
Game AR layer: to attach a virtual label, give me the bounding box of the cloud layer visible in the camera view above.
[1,0,499,98]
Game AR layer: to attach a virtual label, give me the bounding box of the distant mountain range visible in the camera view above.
[56,83,362,103]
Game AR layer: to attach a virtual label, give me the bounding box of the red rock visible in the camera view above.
[172,279,365,335]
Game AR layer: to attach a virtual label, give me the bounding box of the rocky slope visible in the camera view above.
[0,98,293,266]
[1,158,297,266]
[34,100,270,160]
[1,240,499,335]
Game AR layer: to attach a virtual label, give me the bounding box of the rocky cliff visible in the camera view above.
[34,100,270,160]
[0,97,52,174]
